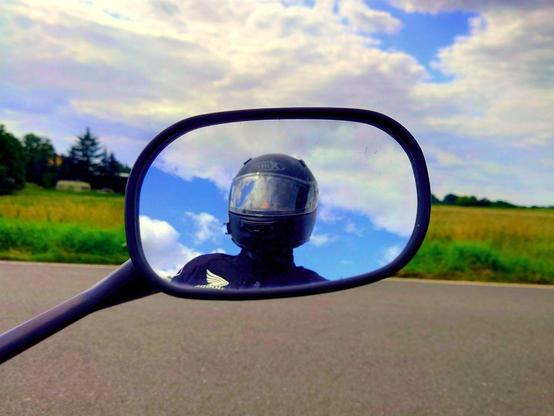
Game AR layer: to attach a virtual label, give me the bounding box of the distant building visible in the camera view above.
[48,154,64,167]
[112,172,129,194]
[56,180,91,192]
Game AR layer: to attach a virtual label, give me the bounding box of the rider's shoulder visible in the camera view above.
[174,252,232,280]
[183,252,234,268]
[295,266,327,283]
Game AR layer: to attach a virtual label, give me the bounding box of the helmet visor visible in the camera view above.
[229,173,318,216]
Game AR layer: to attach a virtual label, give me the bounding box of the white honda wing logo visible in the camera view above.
[194,269,229,289]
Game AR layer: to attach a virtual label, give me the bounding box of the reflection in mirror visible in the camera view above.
[139,120,417,289]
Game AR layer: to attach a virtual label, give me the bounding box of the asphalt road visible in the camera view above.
[0,262,552,416]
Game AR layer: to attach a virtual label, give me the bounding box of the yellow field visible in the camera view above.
[428,205,553,258]
[403,205,554,284]
[0,184,124,229]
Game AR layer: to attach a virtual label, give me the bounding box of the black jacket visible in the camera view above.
[172,248,326,289]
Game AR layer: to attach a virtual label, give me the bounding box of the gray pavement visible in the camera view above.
[0,261,553,416]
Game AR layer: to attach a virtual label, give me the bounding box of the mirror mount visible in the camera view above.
[0,260,158,364]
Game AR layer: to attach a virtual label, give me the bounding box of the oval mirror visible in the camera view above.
[134,111,426,295]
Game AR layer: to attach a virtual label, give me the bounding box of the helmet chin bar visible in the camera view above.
[227,211,317,250]
[241,218,277,235]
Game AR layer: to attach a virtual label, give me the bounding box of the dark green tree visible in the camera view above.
[22,133,56,187]
[443,193,459,205]
[59,128,102,184]
[475,198,491,207]
[0,125,25,194]
[457,195,478,206]
[96,147,130,192]
[491,200,516,208]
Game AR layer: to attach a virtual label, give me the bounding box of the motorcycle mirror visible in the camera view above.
[126,108,431,300]
[0,107,431,363]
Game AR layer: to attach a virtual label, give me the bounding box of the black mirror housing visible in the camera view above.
[124,107,432,300]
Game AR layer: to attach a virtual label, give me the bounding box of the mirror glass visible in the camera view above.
[139,119,417,289]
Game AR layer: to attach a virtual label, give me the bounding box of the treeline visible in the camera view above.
[0,125,130,195]
[432,193,552,209]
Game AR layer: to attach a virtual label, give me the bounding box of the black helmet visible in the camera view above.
[226,153,318,250]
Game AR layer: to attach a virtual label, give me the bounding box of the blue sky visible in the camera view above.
[140,163,410,280]
[367,1,476,82]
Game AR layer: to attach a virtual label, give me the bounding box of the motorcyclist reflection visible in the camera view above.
[172,154,326,289]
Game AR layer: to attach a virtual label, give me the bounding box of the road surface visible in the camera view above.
[0,261,553,416]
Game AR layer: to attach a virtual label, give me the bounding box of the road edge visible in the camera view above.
[0,260,552,289]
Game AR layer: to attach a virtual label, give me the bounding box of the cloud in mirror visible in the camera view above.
[139,215,201,279]
[184,211,227,245]
[140,120,417,284]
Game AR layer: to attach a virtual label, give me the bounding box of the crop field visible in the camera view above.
[0,185,126,264]
[0,185,552,283]
[402,205,554,284]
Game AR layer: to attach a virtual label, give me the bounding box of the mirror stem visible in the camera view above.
[0,260,158,365]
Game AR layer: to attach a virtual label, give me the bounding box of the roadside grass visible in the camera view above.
[0,185,126,264]
[0,218,127,264]
[400,206,554,284]
[0,185,552,283]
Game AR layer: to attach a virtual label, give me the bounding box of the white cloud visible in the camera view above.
[317,205,344,223]
[309,231,332,246]
[388,1,553,13]
[1,0,553,207]
[1,0,426,133]
[410,4,554,204]
[139,215,201,278]
[381,244,402,266]
[344,221,362,236]
[419,9,554,145]
[185,211,226,244]
[340,0,402,34]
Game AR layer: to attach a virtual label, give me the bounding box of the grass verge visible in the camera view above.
[399,206,554,284]
[0,217,127,265]
[400,240,554,285]
[0,185,126,264]
[0,186,552,284]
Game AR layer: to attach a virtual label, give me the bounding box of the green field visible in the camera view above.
[0,185,552,283]
[401,205,554,284]
[0,185,127,264]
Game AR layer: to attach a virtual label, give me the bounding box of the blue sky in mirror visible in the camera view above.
[141,167,409,280]
[3,1,553,207]
[139,119,416,280]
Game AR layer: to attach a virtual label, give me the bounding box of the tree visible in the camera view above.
[475,198,491,207]
[457,195,478,206]
[59,128,102,184]
[0,125,25,194]
[96,147,130,192]
[492,200,516,208]
[22,133,56,187]
[443,193,458,205]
